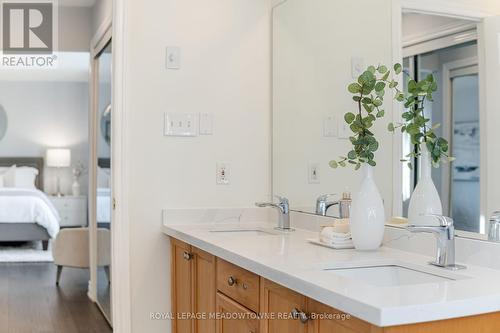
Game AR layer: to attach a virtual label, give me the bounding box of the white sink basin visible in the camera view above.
[209,228,279,236]
[324,263,468,287]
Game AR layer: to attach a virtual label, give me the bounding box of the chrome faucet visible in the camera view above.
[406,214,466,270]
[255,196,293,231]
[315,192,351,218]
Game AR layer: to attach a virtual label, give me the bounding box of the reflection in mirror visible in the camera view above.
[0,105,7,141]
[272,1,498,241]
[96,40,112,322]
[272,0,395,219]
[401,13,480,233]
[101,104,111,146]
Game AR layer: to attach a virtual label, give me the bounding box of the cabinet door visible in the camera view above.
[192,247,216,333]
[307,299,381,333]
[216,292,259,333]
[260,279,308,333]
[171,239,194,333]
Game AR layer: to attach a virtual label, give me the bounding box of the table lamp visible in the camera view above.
[46,148,71,197]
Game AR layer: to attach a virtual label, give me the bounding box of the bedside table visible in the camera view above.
[49,195,87,228]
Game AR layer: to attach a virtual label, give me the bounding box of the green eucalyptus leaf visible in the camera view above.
[394,63,403,74]
[344,112,356,124]
[329,160,338,169]
[375,82,386,92]
[348,83,362,94]
[382,71,390,81]
[378,65,388,74]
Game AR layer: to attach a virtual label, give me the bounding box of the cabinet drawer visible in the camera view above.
[59,211,87,227]
[216,292,259,333]
[52,198,86,211]
[216,258,260,313]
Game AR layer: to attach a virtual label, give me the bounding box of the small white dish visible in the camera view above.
[307,238,355,250]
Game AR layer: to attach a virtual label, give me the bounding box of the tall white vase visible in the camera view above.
[408,145,442,225]
[350,165,386,251]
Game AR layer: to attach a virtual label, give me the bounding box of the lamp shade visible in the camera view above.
[46,148,71,168]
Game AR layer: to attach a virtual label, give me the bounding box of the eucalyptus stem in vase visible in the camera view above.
[387,67,454,225]
[388,70,454,168]
[329,64,403,170]
[329,64,403,251]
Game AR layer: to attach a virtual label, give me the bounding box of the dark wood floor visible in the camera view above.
[0,263,112,333]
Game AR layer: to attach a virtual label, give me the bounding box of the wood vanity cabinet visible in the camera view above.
[260,279,308,333]
[170,238,500,333]
[171,239,216,333]
[216,292,259,333]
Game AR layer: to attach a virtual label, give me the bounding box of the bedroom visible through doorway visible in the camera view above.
[0,0,112,331]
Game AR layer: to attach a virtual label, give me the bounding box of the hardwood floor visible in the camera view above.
[0,262,112,333]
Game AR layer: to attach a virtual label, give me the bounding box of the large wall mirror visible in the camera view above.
[90,28,112,325]
[272,0,500,241]
[95,40,112,322]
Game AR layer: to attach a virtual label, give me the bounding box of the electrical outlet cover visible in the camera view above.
[308,163,320,184]
[216,163,230,185]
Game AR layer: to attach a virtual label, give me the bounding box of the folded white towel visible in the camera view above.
[320,227,351,239]
[320,235,354,246]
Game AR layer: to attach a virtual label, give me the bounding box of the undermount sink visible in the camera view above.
[324,263,468,287]
[209,227,279,236]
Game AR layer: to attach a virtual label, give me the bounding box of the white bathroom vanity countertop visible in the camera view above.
[161,218,500,327]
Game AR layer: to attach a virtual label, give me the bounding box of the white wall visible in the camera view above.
[0,81,90,194]
[121,0,271,331]
[273,0,394,216]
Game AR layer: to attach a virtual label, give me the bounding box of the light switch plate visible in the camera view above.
[308,163,320,184]
[338,119,351,139]
[351,57,365,79]
[164,112,198,136]
[323,115,337,137]
[166,47,181,69]
[199,113,214,135]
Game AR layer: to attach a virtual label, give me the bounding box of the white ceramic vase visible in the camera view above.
[350,165,386,251]
[72,179,81,197]
[408,145,442,225]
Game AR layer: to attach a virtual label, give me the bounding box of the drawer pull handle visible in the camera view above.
[291,308,310,324]
[242,283,248,290]
[182,251,193,261]
[227,276,237,286]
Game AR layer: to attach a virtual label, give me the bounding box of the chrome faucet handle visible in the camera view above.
[422,214,454,227]
[316,193,337,201]
[274,195,289,205]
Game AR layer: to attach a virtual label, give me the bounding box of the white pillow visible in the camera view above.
[14,167,39,189]
[0,165,16,187]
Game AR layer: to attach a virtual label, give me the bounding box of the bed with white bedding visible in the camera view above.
[0,158,59,250]
[0,188,60,237]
